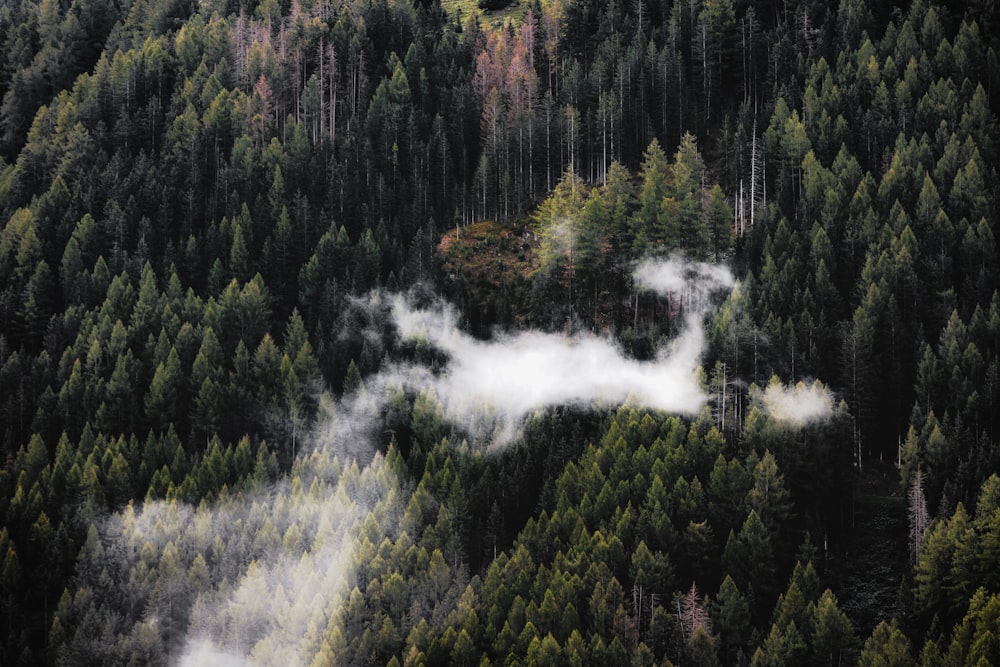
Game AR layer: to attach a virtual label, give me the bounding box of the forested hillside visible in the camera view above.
[1,0,999,663]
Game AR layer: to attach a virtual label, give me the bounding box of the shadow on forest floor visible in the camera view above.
[827,458,908,637]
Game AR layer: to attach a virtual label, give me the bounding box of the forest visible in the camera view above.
[1,0,999,663]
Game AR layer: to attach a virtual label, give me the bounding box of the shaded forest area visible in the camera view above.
[1,0,1000,663]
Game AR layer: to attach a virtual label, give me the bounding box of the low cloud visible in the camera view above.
[177,640,246,667]
[174,256,737,656]
[761,379,835,427]
[386,255,735,444]
[81,256,737,665]
[392,299,704,442]
[633,255,736,300]
[139,451,398,666]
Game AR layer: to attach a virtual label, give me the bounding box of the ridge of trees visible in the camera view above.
[0,0,998,662]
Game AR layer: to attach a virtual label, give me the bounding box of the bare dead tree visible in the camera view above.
[679,581,712,640]
[908,469,929,564]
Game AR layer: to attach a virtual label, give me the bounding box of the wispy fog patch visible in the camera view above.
[393,298,705,442]
[761,379,835,427]
[176,640,245,667]
[176,481,369,666]
[85,259,735,665]
[633,255,736,300]
[322,255,736,448]
[387,256,733,444]
[541,218,576,258]
[84,444,399,667]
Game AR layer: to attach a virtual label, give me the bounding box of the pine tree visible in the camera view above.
[858,621,914,667]
[811,589,859,666]
[712,574,750,663]
[145,347,182,431]
[671,132,709,257]
[632,138,669,251]
[745,450,793,534]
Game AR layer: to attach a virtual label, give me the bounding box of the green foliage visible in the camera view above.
[0,0,998,662]
[859,621,915,667]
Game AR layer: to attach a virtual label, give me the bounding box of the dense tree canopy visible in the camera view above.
[1,0,999,663]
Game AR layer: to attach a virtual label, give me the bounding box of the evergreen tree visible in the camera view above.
[858,621,915,667]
